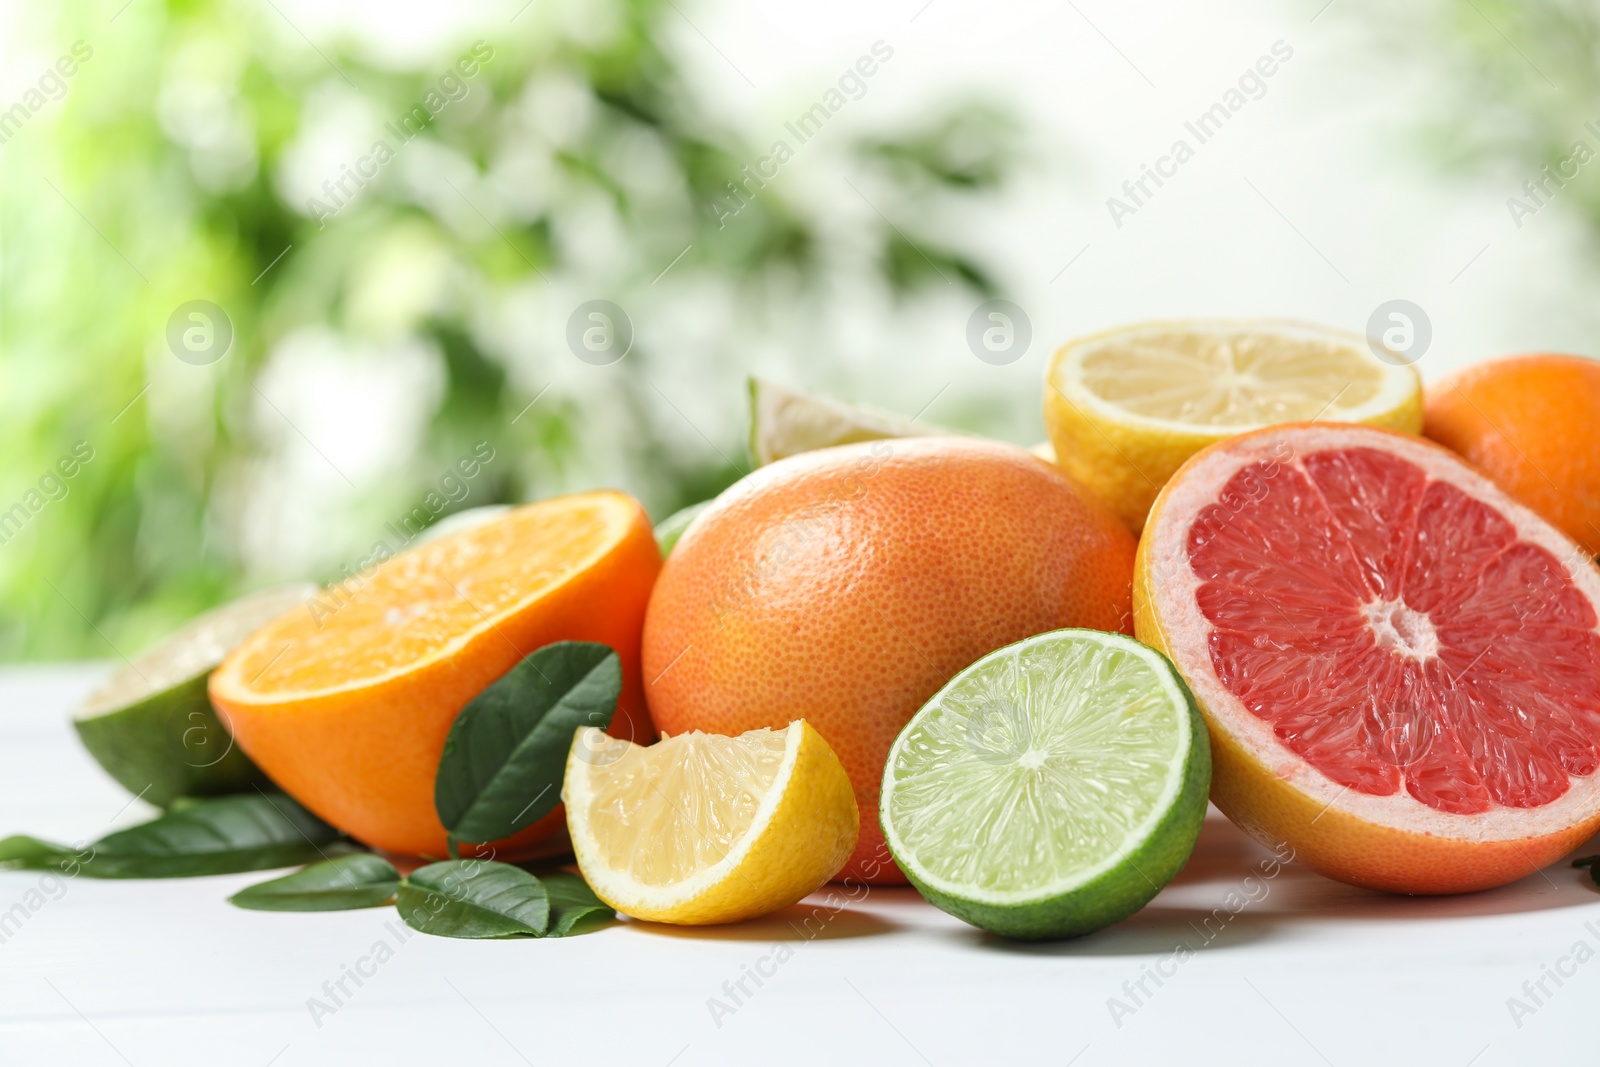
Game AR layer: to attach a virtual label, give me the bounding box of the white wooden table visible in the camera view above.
[2,665,1596,1066]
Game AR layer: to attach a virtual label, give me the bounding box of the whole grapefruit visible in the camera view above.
[1424,353,1600,557]
[1135,422,1600,894]
[641,437,1137,883]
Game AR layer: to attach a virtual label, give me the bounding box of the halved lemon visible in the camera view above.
[564,721,858,924]
[1043,318,1423,531]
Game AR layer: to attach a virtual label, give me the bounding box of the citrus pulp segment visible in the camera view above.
[564,721,858,924]
[880,629,1209,939]
[73,583,317,806]
[209,491,660,858]
[1135,423,1600,893]
[1044,318,1423,531]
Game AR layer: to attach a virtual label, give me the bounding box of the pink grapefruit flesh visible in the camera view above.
[1135,423,1600,894]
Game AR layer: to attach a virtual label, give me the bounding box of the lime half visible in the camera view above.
[73,584,318,806]
[880,629,1209,940]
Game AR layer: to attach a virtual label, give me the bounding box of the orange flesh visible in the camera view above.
[211,491,661,858]
[230,501,625,698]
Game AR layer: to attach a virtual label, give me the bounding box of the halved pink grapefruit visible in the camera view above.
[1135,422,1600,894]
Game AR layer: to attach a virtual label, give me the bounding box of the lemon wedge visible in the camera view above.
[564,721,858,924]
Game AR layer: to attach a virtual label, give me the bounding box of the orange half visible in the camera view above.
[210,490,661,858]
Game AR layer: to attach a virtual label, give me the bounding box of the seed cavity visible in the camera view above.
[1364,598,1439,661]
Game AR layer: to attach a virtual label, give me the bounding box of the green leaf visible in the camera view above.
[654,501,709,556]
[0,836,71,864]
[1573,855,1600,888]
[229,854,400,911]
[396,860,550,938]
[0,793,348,878]
[541,870,615,936]
[435,641,621,846]
[0,836,91,873]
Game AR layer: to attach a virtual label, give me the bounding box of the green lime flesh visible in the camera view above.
[880,629,1210,940]
[72,584,318,807]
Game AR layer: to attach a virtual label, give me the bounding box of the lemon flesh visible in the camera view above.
[1044,318,1422,530]
[881,629,1209,939]
[564,720,857,925]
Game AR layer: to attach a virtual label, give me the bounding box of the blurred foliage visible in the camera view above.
[0,0,1020,660]
[1372,0,1600,251]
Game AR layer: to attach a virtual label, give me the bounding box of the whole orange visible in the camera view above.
[641,438,1137,884]
[210,491,660,859]
[1425,353,1600,556]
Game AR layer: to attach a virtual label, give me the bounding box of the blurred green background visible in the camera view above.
[0,0,1018,659]
[1,0,1595,660]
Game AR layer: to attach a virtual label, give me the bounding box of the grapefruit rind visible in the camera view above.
[880,629,1210,939]
[1135,423,1600,894]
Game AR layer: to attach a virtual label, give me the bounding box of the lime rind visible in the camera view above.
[888,632,1189,900]
[880,629,1210,939]
[72,584,317,806]
[74,673,268,805]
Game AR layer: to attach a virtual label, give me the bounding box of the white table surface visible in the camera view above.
[2,664,1597,1066]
